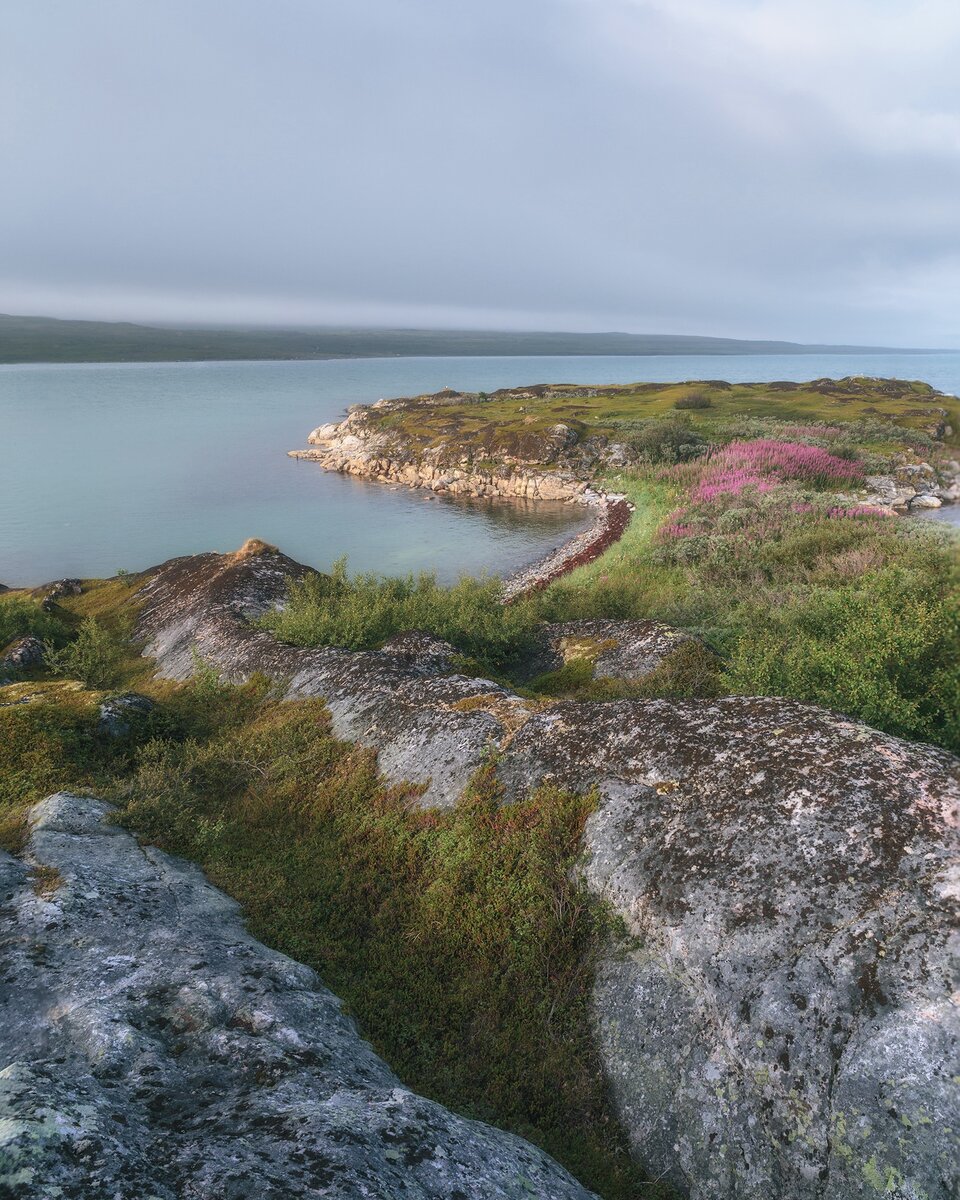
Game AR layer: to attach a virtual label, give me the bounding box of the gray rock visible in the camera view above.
[379,630,458,675]
[910,493,943,509]
[0,792,596,1200]
[531,619,700,682]
[0,635,44,682]
[97,691,155,737]
[133,544,526,807]
[501,699,960,1200]
[44,578,83,600]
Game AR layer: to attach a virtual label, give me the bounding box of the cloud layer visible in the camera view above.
[1,0,958,344]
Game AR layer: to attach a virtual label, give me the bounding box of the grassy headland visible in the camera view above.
[273,376,960,750]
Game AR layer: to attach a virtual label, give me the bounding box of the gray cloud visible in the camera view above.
[1,0,958,344]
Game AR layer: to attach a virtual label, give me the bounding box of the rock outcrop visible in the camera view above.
[501,699,960,1200]
[131,543,960,1199]
[0,636,44,683]
[527,619,700,681]
[0,792,597,1199]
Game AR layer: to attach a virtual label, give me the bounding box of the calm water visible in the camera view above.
[2,352,959,586]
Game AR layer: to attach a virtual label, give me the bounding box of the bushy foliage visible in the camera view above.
[45,616,131,689]
[723,567,959,747]
[0,596,66,650]
[0,688,124,851]
[114,691,663,1200]
[626,416,708,464]
[673,392,712,410]
[262,558,542,674]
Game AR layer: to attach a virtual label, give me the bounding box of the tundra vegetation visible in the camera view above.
[0,376,956,1199]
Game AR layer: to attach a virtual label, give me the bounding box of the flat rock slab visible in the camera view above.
[0,792,595,1200]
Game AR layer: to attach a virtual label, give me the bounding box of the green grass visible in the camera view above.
[0,594,69,652]
[261,557,543,676]
[367,377,960,459]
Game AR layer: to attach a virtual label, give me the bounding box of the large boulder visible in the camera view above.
[0,793,595,1199]
[501,698,960,1200]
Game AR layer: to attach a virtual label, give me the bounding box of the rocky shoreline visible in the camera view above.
[289,404,638,598]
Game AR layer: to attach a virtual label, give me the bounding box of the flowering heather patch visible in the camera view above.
[692,469,773,502]
[716,440,864,486]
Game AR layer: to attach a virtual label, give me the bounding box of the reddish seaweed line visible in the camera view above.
[507,499,633,601]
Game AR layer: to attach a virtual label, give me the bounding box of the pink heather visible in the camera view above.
[716,440,864,485]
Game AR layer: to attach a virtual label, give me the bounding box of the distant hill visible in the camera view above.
[0,313,917,364]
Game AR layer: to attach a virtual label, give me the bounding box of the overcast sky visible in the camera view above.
[1,0,958,345]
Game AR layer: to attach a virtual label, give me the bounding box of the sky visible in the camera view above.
[1,0,958,346]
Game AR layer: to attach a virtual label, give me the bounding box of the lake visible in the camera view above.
[2,351,959,586]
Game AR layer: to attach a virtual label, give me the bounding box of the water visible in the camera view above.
[2,351,959,586]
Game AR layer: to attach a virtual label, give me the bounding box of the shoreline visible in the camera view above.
[289,430,637,598]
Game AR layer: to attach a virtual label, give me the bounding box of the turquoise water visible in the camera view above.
[2,352,959,586]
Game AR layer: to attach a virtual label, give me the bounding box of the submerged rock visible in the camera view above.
[0,792,596,1200]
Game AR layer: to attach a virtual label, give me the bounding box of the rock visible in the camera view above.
[45,578,83,600]
[132,545,960,1197]
[500,698,960,1200]
[134,543,526,807]
[379,630,457,675]
[0,635,44,682]
[0,793,595,1199]
[528,619,700,682]
[97,691,155,736]
[910,493,943,509]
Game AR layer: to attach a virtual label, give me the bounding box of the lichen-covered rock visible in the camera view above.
[526,619,699,681]
[133,543,525,807]
[130,544,960,1197]
[97,691,155,737]
[500,698,960,1200]
[0,635,44,682]
[0,793,596,1200]
[378,630,458,675]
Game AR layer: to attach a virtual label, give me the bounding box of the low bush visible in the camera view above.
[723,567,959,747]
[673,392,712,410]
[626,416,708,465]
[262,558,543,674]
[0,596,67,650]
[45,616,132,689]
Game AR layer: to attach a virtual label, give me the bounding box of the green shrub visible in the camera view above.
[723,567,960,748]
[0,596,67,651]
[45,616,131,689]
[673,392,712,410]
[626,417,708,464]
[262,558,543,674]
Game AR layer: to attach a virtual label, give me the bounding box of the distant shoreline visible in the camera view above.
[0,313,939,365]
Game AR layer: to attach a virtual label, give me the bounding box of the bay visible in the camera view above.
[2,351,958,586]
